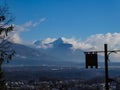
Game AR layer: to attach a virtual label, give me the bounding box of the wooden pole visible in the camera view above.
[104,44,109,90]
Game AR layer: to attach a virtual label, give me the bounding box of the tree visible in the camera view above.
[0,5,15,90]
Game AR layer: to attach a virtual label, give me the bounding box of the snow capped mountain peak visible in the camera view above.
[33,40,41,46]
[33,37,73,49]
[52,37,64,45]
[51,38,72,48]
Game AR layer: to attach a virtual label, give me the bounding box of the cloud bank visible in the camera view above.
[38,33,120,51]
[34,33,120,61]
[33,38,56,49]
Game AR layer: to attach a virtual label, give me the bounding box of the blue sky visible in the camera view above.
[2,0,120,42]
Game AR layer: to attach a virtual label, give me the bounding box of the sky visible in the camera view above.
[1,0,120,51]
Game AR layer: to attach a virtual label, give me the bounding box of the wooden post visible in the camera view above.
[104,44,109,90]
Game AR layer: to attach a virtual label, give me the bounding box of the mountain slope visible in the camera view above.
[8,43,58,65]
[34,38,85,62]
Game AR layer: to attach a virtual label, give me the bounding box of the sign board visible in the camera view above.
[85,52,98,69]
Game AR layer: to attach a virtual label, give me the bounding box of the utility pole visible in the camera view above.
[104,44,109,90]
[84,44,120,90]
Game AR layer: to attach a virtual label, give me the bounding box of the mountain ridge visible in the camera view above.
[33,38,85,63]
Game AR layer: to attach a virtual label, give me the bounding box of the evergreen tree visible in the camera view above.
[0,5,15,90]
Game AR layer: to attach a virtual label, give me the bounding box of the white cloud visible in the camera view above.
[41,38,56,49]
[15,18,46,32]
[84,33,120,50]
[23,21,33,27]
[10,18,46,44]
[36,33,120,61]
[9,33,21,44]
[33,33,120,51]
[56,33,120,51]
[34,38,56,49]
[62,33,120,61]
[42,38,56,44]
[33,18,46,27]
[60,37,92,50]
[82,33,120,61]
